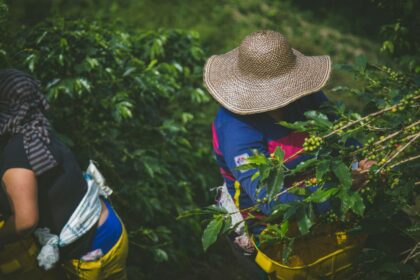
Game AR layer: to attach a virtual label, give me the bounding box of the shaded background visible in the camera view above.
[0,0,418,279]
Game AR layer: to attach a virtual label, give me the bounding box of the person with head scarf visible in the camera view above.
[204,30,375,279]
[0,69,128,280]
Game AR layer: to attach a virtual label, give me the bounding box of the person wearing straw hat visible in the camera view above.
[204,30,374,278]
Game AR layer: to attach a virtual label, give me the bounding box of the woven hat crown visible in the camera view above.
[203,29,331,115]
[238,30,296,79]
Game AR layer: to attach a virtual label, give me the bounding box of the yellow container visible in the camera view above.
[255,230,365,280]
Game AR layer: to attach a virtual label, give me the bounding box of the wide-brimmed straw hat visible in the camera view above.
[203,30,332,115]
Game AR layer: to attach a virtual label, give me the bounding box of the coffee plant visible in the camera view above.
[0,13,221,278]
[197,58,419,279]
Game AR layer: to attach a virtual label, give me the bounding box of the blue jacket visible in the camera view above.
[212,92,329,215]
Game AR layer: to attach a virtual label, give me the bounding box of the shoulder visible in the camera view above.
[214,107,265,146]
[215,106,262,129]
[3,134,27,160]
[1,134,32,177]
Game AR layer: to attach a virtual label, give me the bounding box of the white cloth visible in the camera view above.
[217,184,254,253]
[34,161,112,270]
[217,184,245,235]
[86,160,113,198]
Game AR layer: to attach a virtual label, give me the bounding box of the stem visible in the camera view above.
[374,120,420,147]
[390,154,420,168]
[403,242,420,264]
[324,95,420,139]
[365,124,389,131]
[352,129,420,158]
[376,132,420,173]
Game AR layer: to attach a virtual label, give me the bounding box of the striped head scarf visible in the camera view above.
[0,69,57,175]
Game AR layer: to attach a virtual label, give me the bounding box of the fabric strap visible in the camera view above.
[34,161,113,270]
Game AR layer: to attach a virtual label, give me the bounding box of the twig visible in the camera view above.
[376,132,420,173]
[324,95,420,139]
[354,132,419,159]
[390,154,420,168]
[365,124,389,131]
[403,242,420,264]
[273,184,299,201]
[373,120,420,147]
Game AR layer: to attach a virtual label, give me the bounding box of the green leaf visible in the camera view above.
[236,164,255,171]
[290,158,317,175]
[205,205,228,214]
[339,191,365,216]
[251,171,261,181]
[381,40,394,54]
[280,220,289,238]
[267,168,284,200]
[202,216,224,251]
[296,207,314,235]
[288,186,308,196]
[153,248,168,262]
[282,239,295,264]
[351,192,366,216]
[405,224,420,235]
[304,111,332,128]
[24,53,38,72]
[221,216,232,234]
[264,203,291,222]
[278,121,308,132]
[316,160,330,181]
[274,146,284,162]
[331,85,350,92]
[246,154,268,165]
[331,161,352,189]
[306,187,338,203]
[283,203,299,220]
[36,31,48,44]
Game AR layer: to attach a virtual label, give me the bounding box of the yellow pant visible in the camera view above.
[0,237,64,280]
[62,225,129,280]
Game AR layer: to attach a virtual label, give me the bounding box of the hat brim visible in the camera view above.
[203,48,331,115]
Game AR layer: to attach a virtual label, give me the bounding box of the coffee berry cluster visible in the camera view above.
[390,92,417,113]
[381,66,409,86]
[303,135,323,152]
[324,210,339,224]
[360,186,376,203]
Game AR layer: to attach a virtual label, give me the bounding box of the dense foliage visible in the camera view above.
[0,10,225,278]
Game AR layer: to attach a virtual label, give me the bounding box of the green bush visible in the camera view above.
[1,17,220,278]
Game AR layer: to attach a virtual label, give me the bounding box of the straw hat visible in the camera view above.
[203,30,331,115]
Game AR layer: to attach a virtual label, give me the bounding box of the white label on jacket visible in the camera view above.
[234,153,249,173]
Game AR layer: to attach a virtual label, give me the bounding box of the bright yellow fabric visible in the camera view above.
[234,180,241,208]
[62,224,129,280]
